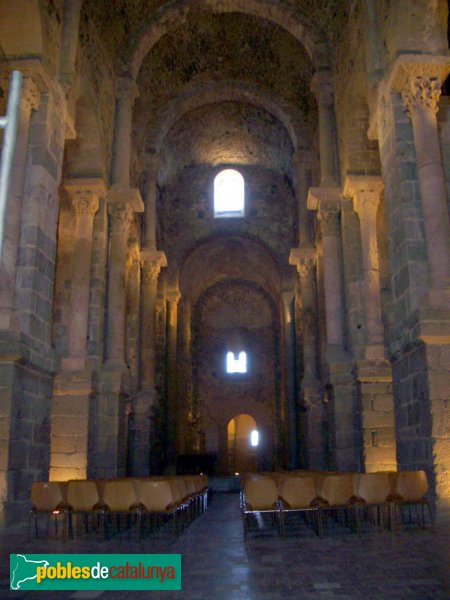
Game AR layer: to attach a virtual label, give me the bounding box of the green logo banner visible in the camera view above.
[10,553,181,591]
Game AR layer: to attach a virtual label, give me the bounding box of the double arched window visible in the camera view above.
[214,169,245,218]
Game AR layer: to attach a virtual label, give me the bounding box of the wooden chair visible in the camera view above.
[317,473,360,535]
[241,476,281,540]
[101,479,139,539]
[389,470,432,528]
[278,475,322,537]
[66,480,102,539]
[136,479,178,540]
[29,481,69,541]
[353,472,391,532]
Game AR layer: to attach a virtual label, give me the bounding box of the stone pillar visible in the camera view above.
[308,189,346,356]
[166,290,181,467]
[61,179,103,371]
[176,296,194,456]
[311,71,339,186]
[290,247,325,469]
[344,175,385,359]
[128,251,166,476]
[144,150,160,250]
[343,175,397,472]
[111,77,139,187]
[282,290,298,469]
[105,201,134,367]
[59,0,82,88]
[126,247,141,383]
[0,76,39,331]
[293,149,312,245]
[399,69,450,309]
[308,188,358,471]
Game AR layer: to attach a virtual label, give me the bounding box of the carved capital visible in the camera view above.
[167,290,181,306]
[311,71,334,107]
[141,259,162,284]
[108,202,134,235]
[343,175,383,220]
[64,178,106,218]
[402,76,442,117]
[319,202,340,236]
[298,257,316,280]
[71,192,99,217]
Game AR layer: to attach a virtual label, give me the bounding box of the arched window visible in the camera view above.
[226,351,247,374]
[214,169,245,218]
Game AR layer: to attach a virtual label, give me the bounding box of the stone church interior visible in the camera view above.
[1,0,450,559]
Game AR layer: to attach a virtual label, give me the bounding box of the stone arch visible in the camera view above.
[179,233,282,304]
[143,79,309,153]
[129,0,326,79]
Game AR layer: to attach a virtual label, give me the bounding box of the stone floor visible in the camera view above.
[1,492,449,599]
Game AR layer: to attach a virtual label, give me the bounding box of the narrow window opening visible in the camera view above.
[250,430,259,447]
[226,351,247,373]
[214,169,244,218]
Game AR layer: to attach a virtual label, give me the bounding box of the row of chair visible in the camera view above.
[30,474,209,542]
[241,470,431,540]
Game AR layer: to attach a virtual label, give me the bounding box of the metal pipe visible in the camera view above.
[0,70,22,262]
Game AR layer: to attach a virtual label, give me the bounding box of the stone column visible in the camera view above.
[140,253,167,390]
[61,179,103,371]
[144,150,160,250]
[105,201,134,367]
[292,149,312,246]
[0,76,40,331]
[59,0,82,88]
[282,290,298,469]
[126,248,141,384]
[290,247,325,469]
[308,189,358,471]
[308,190,346,355]
[166,290,181,467]
[399,69,450,308]
[311,71,339,186]
[111,77,139,187]
[344,175,385,359]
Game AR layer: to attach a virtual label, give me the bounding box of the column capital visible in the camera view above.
[402,76,442,116]
[141,250,167,283]
[343,175,383,218]
[107,201,134,235]
[64,178,106,216]
[389,54,450,95]
[311,70,334,107]
[307,187,341,236]
[115,76,140,105]
[167,290,181,306]
[289,247,316,278]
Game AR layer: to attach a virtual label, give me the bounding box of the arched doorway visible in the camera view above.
[227,414,259,474]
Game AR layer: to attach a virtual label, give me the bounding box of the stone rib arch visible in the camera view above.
[141,79,310,154]
[129,0,327,79]
[179,233,282,304]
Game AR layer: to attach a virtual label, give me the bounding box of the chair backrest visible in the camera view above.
[31,482,64,511]
[355,473,391,504]
[138,480,173,512]
[182,476,196,496]
[67,480,100,511]
[243,477,278,510]
[395,471,428,501]
[279,476,316,508]
[103,480,136,511]
[319,473,354,506]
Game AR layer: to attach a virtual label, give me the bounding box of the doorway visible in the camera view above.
[227,414,259,474]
